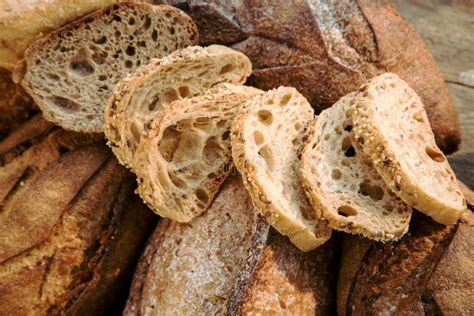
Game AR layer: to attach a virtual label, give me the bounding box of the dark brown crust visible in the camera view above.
[0,117,157,314]
[164,0,461,154]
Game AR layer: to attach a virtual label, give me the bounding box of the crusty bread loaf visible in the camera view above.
[301,93,411,241]
[0,117,157,315]
[231,87,331,251]
[124,176,263,315]
[133,84,261,222]
[352,73,466,225]
[105,45,252,169]
[125,176,337,315]
[164,0,461,154]
[21,3,198,132]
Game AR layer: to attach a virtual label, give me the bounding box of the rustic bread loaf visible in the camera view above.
[231,87,331,251]
[105,45,252,169]
[337,208,474,316]
[0,68,37,140]
[21,3,198,132]
[352,73,466,225]
[125,176,337,315]
[0,117,157,315]
[301,93,411,241]
[133,84,261,222]
[164,0,461,154]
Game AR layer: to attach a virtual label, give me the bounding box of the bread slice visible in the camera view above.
[231,87,331,251]
[21,3,198,132]
[352,73,466,225]
[124,176,265,315]
[300,93,411,241]
[133,83,262,222]
[124,175,337,315]
[105,44,252,169]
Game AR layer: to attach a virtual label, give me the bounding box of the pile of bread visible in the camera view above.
[1,1,472,315]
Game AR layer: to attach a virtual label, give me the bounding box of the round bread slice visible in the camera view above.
[352,73,466,225]
[300,93,411,241]
[134,83,262,222]
[231,87,331,252]
[22,3,199,132]
[105,45,252,169]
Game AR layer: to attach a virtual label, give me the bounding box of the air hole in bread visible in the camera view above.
[257,110,273,126]
[219,64,234,75]
[128,17,136,25]
[425,147,445,162]
[221,130,231,141]
[193,117,212,131]
[292,137,302,146]
[331,169,342,180]
[337,205,357,217]
[216,120,226,128]
[203,136,224,162]
[254,131,265,145]
[258,145,274,171]
[94,36,107,44]
[178,86,191,98]
[130,122,141,142]
[413,112,424,123]
[359,182,384,201]
[142,16,151,30]
[163,88,179,103]
[344,124,352,132]
[126,45,136,56]
[158,125,180,162]
[295,122,303,130]
[91,50,107,65]
[280,94,292,105]
[151,29,158,41]
[341,159,350,166]
[384,204,393,212]
[98,75,107,81]
[125,60,133,68]
[113,14,122,22]
[148,95,160,111]
[169,171,186,189]
[169,26,175,35]
[69,60,94,76]
[46,73,60,81]
[195,188,209,204]
[324,134,331,140]
[50,96,80,111]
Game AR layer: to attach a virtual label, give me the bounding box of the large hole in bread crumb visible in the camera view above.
[257,110,273,126]
[195,188,209,204]
[254,131,265,146]
[341,136,356,157]
[280,94,292,105]
[130,122,141,142]
[337,205,357,217]
[169,171,186,189]
[178,86,191,98]
[69,60,94,76]
[50,96,80,111]
[193,117,212,131]
[162,88,179,104]
[425,147,445,162]
[158,125,180,162]
[203,136,224,162]
[219,64,234,75]
[258,144,274,171]
[148,94,160,111]
[331,169,342,180]
[359,181,384,201]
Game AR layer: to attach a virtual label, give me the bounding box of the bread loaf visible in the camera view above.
[165,0,461,154]
[125,176,337,315]
[21,3,198,132]
[0,117,157,315]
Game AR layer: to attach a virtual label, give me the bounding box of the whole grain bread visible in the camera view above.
[21,3,198,132]
[352,73,466,225]
[231,87,331,251]
[337,209,474,316]
[301,93,411,241]
[132,84,261,222]
[0,117,157,315]
[125,176,337,315]
[164,0,461,154]
[105,45,252,169]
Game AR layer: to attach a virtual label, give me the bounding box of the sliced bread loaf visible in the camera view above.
[21,3,198,132]
[105,44,252,168]
[352,73,466,225]
[134,83,262,222]
[231,87,331,251]
[300,93,411,241]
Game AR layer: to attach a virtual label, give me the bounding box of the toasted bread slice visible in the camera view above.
[22,3,198,132]
[105,44,252,169]
[300,93,411,241]
[352,73,466,225]
[231,87,331,251]
[134,84,261,222]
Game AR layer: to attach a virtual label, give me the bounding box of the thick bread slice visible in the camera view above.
[300,93,411,241]
[231,87,331,252]
[21,3,198,132]
[105,44,252,168]
[134,84,262,222]
[352,73,466,225]
[124,176,265,315]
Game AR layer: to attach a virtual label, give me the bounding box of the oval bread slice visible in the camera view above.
[22,3,199,132]
[352,73,466,225]
[105,45,252,169]
[300,93,411,241]
[231,87,331,252]
[134,83,262,222]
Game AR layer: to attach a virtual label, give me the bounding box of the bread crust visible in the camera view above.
[163,0,461,154]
